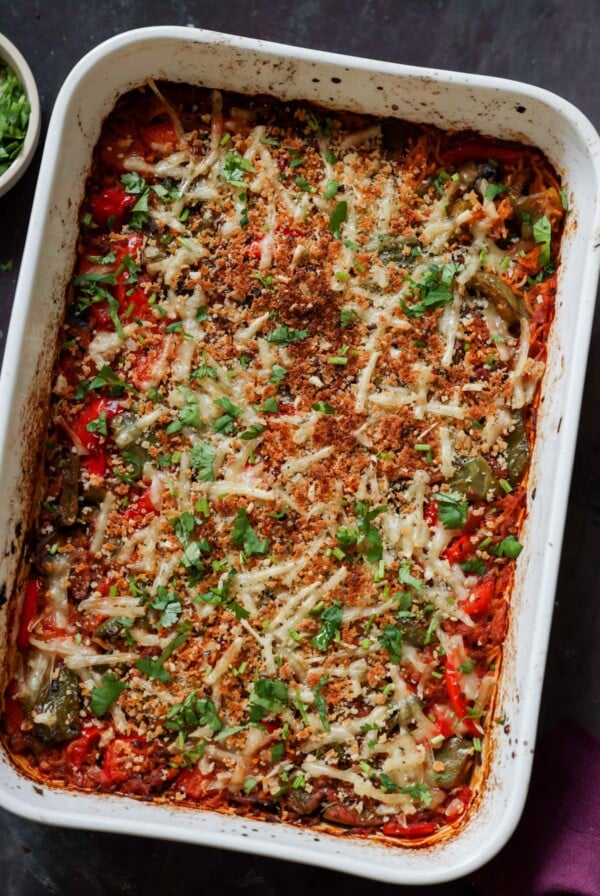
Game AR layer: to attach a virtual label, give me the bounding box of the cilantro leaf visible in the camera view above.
[312,675,330,732]
[340,307,359,328]
[311,602,343,651]
[165,692,223,734]
[379,624,402,663]
[436,492,468,529]
[231,508,269,557]
[328,201,347,238]
[170,511,196,546]
[249,678,289,723]
[261,397,279,414]
[533,215,552,266]
[324,179,340,200]
[401,263,462,318]
[120,172,147,194]
[400,782,433,805]
[85,411,108,435]
[398,561,424,592]
[484,183,507,200]
[312,401,336,415]
[490,535,523,559]
[90,672,127,717]
[189,442,217,481]
[267,326,308,345]
[354,501,386,563]
[270,364,287,385]
[135,628,191,683]
[195,568,247,620]
[239,424,265,441]
[149,585,182,629]
[460,557,487,575]
[221,152,254,186]
[213,396,243,434]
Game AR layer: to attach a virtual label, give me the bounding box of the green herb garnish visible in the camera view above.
[0,63,30,176]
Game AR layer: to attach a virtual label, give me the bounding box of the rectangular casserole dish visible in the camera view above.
[0,26,598,886]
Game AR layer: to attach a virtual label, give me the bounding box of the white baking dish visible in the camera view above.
[0,27,599,886]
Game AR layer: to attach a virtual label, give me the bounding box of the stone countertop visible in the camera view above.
[0,2,598,893]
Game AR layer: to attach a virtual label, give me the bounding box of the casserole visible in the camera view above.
[0,26,599,885]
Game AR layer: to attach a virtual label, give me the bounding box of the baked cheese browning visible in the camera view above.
[5,84,564,839]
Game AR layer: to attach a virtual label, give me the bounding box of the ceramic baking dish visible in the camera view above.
[0,26,599,886]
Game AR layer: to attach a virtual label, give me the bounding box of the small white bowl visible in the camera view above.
[0,32,41,197]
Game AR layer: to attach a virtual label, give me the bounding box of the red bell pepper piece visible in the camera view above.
[442,533,473,565]
[381,820,437,838]
[463,576,495,616]
[90,188,137,231]
[444,656,480,737]
[123,487,157,524]
[71,397,121,454]
[445,785,472,819]
[246,239,263,259]
[72,397,120,478]
[424,501,438,528]
[65,726,103,769]
[429,702,456,738]
[176,768,208,801]
[113,233,144,306]
[440,142,524,168]
[142,120,180,152]
[17,577,44,649]
[102,737,147,784]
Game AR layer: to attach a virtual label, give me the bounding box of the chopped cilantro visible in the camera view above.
[231,508,269,557]
[294,176,314,193]
[166,386,204,433]
[170,511,196,546]
[89,672,127,717]
[213,396,243,434]
[135,628,191,683]
[312,401,336,415]
[435,492,469,529]
[324,179,340,200]
[398,561,424,592]
[460,557,487,576]
[490,535,523,559]
[249,678,288,723]
[195,569,247,619]
[312,675,330,732]
[270,364,287,384]
[189,442,217,481]
[401,262,463,318]
[165,692,223,734]
[311,602,342,651]
[148,585,182,629]
[85,411,108,435]
[379,624,402,663]
[267,325,308,345]
[328,200,347,238]
[401,782,433,805]
[340,307,359,328]
[533,214,552,266]
[484,183,507,200]
[0,63,31,176]
[240,424,265,440]
[221,152,255,186]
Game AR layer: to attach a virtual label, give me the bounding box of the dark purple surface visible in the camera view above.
[474,722,600,896]
[0,2,599,894]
